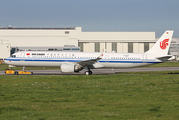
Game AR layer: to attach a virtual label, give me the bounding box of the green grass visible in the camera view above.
[0,72,179,119]
[117,70,179,75]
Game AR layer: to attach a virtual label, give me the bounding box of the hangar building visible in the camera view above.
[0,27,156,60]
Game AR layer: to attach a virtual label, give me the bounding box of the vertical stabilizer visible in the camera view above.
[146,30,174,55]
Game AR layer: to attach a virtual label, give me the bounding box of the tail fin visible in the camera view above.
[146,30,174,55]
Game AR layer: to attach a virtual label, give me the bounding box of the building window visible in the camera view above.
[63,48,71,51]
[78,43,83,52]
[144,43,149,52]
[128,43,133,53]
[65,31,69,34]
[72,48,79,50]
[95,42,100,52]
[112,42,117,52]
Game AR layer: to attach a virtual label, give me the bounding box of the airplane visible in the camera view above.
[4,30,174,75]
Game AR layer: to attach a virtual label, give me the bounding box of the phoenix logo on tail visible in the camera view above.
[160,39,169,50]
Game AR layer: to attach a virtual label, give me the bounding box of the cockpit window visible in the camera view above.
[12,55,16,58]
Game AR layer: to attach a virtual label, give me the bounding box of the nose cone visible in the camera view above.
[4,59,8,64]
[4,58,10,65]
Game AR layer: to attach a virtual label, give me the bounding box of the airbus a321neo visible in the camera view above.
[5,30,174,75]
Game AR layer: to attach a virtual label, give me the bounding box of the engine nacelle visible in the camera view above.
[61,63,83,73]
[61,64,75,72]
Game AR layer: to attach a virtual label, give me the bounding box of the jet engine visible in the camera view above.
[61,63,83,73]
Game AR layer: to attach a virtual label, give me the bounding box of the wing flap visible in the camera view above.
[77,59,98,66]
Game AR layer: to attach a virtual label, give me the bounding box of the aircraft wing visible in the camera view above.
[156,55,174,61]
[77,51,105,66]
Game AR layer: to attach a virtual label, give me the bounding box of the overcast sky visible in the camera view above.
[0,0,179,37]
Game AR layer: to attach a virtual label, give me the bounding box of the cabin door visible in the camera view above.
[105,55,109,63]
[20,53,25,61]
[142,54,147,63]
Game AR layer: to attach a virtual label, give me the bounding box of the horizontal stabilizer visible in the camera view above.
[156,55,174,61]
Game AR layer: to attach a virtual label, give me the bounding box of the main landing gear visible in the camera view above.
[83,66,93,75]
[85,70,92,75]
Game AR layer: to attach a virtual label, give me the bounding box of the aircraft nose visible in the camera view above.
[4,59,8,64]
[4,58,10,64]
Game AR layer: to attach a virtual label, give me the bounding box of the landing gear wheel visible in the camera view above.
[85,71,90,75]
[14,71,19,75]
[85,71,92,75]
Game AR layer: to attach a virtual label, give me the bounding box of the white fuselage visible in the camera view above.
[5,51,162,69]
